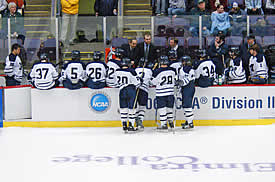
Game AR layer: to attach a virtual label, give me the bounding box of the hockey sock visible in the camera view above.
[137,105,146,122]
[184,108,194,124]
[166,107,174,123]
[120,108,128,124]
[159,107,167,126]
[129,109,136,126]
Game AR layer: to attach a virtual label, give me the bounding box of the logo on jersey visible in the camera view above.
[90,92,111,113]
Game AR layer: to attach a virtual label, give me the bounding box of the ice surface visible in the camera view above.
[0,125,275,182]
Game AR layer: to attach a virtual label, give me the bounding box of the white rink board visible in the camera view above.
[29,86,275,121]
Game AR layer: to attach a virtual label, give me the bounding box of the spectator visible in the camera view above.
[245,0,264,15]
[2,2,25,44]
[209,0,228,12]
[168,0,186,17]
[166,37,184,58]
[265,0,275,15]
[210,4,231,35]
[189,0,211,37]
[254,17,267,37]
[136,32,157,65]
[4,43,23,86]
[156,0,167,15]
[6,0,24,15]
[240,35,263,79]
[0,0,7,16]
[229,2,247,36]
[121,38,138,67]
[60,0,79,45]
[208,33,229,75]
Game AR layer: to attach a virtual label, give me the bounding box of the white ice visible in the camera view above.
[0,125,275,182]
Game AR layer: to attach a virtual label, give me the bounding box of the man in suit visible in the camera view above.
[136,33,157,65]
[121,38,138,67]
[166,37,184,59]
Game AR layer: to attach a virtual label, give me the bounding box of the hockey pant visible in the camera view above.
[135,89,148,122]
[63,79,84,90]
[156,95,174,126]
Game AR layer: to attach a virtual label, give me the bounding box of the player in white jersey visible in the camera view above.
[106,48,125,87]
[113,58,140,132]
[61,50,86,89]
[151,56,177,130]
[29,53,59,90]
[168,50,182,77]
[193,49,216,88]
[248,44,268,84]
[134,57,153,129]
[86,51,108,89]
[4,44,23,86]
[178,56,196,129]
[225,47,247,84]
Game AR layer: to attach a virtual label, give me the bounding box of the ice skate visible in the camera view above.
[157,123,169,132]
[127,123,138,133]
[122,122,128,133]
[182,121,194,130]
[135,117,144,131]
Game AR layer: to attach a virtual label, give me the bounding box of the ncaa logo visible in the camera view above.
[90,92,111,113]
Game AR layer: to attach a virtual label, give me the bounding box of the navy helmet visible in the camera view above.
[93,51,102,61]
[40,53,49,61]
[229,46,240,57]
[180,55,192,66]
[71,50,81,61]
[121,57,131,67]
[114,48,126,59]
[159,55,169,65]
[196,49,207,59]
[168,50,177,60]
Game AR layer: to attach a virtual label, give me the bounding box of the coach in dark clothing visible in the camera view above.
[208,33,228,75]
[166,37,184,59]
[94,0,118,16]
[121,38,138,67]
[136,33,157,65]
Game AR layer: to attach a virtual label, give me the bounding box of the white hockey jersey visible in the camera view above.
[151,67,177,97]
[249,54,268,79]
[61,61,86,84]
[113,68,140,90]
[135,67,153,92]
[4,53,23,82]
[179,66,195,86]
[106,59,121,87]
[194,59,216,79]
[227,57,246,84]
[86,61,108,83]
[30,62,59,90]
[169,61,182,79]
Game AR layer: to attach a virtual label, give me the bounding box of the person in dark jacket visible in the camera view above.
[136,33,157,65]
[94,0,118,16]
[166,37,184,59]
[121,38,138,67]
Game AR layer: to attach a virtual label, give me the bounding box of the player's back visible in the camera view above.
[30,62,59,89]
[135,67,153,92]
[63,61,86,84]
[194,59,216,79]
[152,67,176,96]
[169,61,182,76]
[114,68,139,90]
[106,59,121,87]
[86,61,108,82]
[249,54,268,79]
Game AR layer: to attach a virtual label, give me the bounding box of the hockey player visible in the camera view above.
[114,57,140,132]
[194,49,216,88]
[151,56,177,130]
[168,50,181,76]
[106,48,125,87]
[225,47,247,84]
[4,43,23,86]
[248,44,268,84]
[29,53,59,90]
[61,50,86,90]
[178,56,196,129]
[86,51,108,89]
[135,57,153,130]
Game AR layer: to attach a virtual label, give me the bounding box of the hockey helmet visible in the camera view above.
[71,50,81,61]
[159,55,169,65]
[146,62,155,69]
[138,57,148,67]
[121,57,131,67]
[180,55,192,66]
[196,49,207,59]
[229,46,240,57]
[93,51,102,61]
[168,50,177,60]
[114,48,126,59]
[40,53,49,61]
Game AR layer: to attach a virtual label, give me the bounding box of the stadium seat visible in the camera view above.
[263,36,275,47]
[186,37,205,48]
[175,28,184,37]
[173,18,190,27]
[111,37,128,47]
[24,39,41,62]
[225,36,243,46]
[249,15,264,25]
[165,27,175,37]
[153,37,167,48]
[266,16,275,25]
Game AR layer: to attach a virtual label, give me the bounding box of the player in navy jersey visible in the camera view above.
[106,48,125,87]
[248,44,268,84]
[4,44,23,86]
[151,56,177,130]
[225,47,247,84]
[168,50,182,77]
[61,50,86,90]
[29,53,59,90]
[178,56,196,129]
[114,58,140,132]
[86,51,108,89]
[193,49,216,88]
[134,57,153,130]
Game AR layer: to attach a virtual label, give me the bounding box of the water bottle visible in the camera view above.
[218,75,222,85]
